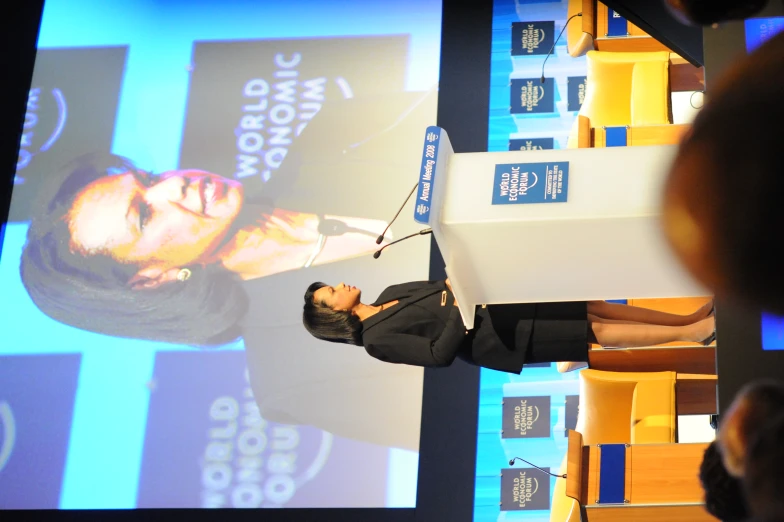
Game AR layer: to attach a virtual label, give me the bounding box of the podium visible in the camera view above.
[414,126,706,329]
[565,430,717,521]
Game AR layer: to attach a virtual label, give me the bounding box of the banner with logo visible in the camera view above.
[567,76,588,112]
[511,21,555,56]
[10,47,127,222]
[509,138,555,151]
[0,354,82,509]
[501,396,552,439]
[179,36,410,203]
[137,351,389,509]
[492,161,569,205]
[510,77,555,114]
[500,467,552,511]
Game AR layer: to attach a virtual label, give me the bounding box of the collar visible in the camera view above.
[361,284,445,334]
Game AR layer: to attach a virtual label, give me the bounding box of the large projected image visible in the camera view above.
[0,0,442,510]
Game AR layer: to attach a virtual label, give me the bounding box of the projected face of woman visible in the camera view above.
[67,169,243,286]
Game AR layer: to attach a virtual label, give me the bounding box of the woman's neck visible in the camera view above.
[355,301,398,322]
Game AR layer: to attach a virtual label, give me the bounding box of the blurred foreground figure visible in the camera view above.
[664,0,769,25]
[744,412,784,520]
[662,31,784,313]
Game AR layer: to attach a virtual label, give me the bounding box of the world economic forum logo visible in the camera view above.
[198,368,336,508]
[511,21,555,56]
[520,141,545,151]
[521,25,547,53]
[510,78,554,114]
[234,52,355,184]
[502,396,551,438]
[0,401,16,473]
[501,467,551,511]
[16,87,69,183]
[520,82,545,112]
[509,138,555,151]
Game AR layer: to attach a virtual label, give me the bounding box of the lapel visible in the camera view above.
[362,281,446,334]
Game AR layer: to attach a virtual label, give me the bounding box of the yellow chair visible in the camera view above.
[566,50,673,148]
[550,369,678,522]
[582,50,672,128]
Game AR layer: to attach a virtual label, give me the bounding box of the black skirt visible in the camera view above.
[526,301,589,364]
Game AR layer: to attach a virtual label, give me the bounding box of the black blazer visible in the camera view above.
[362,280,535,374]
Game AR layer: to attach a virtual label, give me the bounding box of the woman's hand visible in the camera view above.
[315,214,392,265]
[222,209,394,279]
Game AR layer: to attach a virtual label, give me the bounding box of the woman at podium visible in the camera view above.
[302,279,716,373]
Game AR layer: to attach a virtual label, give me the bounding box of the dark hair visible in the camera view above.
[745,411,784,521]
[675,30,784,313]
[302,282,362,346]
[19,153,248,346]
[699,440,750,521]
[733,380,784,437]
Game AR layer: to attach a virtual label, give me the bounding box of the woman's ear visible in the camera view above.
[127,266,183,290]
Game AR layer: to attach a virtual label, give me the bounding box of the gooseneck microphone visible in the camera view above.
[540,13,582,84]
[377,182,420,244]
[509,457,566,479]
[373,228,433,259]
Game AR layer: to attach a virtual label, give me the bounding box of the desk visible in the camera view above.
[703,3,784,413]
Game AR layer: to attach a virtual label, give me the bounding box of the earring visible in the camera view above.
[177,268,192,282]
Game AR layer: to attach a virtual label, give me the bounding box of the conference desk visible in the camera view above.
[702,1,784,413]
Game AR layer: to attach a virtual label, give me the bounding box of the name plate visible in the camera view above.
[597,444,627,504]
[414,126,442,224]
[492,162,569,205]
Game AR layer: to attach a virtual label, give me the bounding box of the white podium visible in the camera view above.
[414,126,706,329]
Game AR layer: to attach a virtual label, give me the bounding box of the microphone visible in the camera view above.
[377,182,420,244]
[373,228,433,259]
[508,457,566,479]
[540,13,582,84]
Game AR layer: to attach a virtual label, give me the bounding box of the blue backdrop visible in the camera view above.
[476,0,630,520]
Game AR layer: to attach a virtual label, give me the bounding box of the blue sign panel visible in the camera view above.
[762,313,784,350]
[492,161,569,205]
[605,126,627,147]
[607,10,628,37]
[414,126,442,224]
[598,444,626,504]
[745,17,784,52]
[510,78,555,114]
[511,21,555,56]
